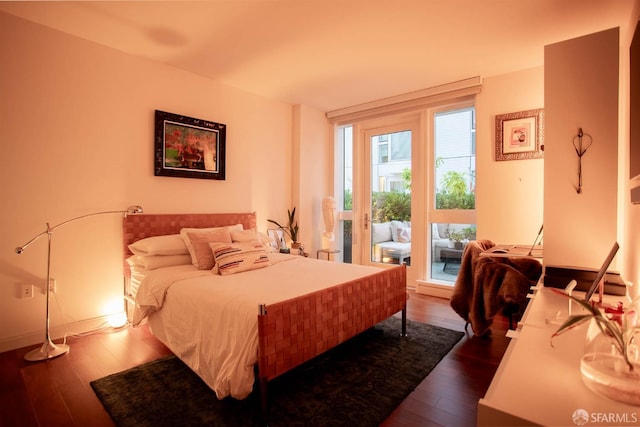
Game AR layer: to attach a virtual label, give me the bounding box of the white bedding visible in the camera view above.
[133,253,384,399]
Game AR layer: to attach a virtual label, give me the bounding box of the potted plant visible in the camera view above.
[268,207,299,248]
[462,226,476,241]
[448,229,465,249]
[551,290,640,405]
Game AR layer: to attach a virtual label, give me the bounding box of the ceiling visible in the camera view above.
[0,0,635,112]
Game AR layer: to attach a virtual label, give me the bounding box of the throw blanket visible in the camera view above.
[450,240,542,336]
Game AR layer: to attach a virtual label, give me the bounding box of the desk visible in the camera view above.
[480,244,543,259]
[478,286,636,426]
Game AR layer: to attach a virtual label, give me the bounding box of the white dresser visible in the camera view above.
[477,285,638,426]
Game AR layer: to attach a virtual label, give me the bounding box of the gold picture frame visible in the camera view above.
[495,109,544,161]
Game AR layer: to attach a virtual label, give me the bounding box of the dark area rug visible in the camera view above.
[91,317,464,427]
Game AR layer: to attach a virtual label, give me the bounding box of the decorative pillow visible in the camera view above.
[397,226,411,243]
[390,220,402,242]
[128,234,189,256]
[231,229,258,243]
[232,229,275,252]
[180,225,242,268]
[437,223,449,239]
[371,222,392,244]
[256,231,273,247]
[257,231,278,253]
[210,241,271,275]
[184,228,233,269]
[432,223,441,240]
[127,254,192,270]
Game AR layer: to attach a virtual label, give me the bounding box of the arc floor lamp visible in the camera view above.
[15,205,143,362]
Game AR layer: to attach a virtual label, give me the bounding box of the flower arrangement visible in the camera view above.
[550,289,640,372]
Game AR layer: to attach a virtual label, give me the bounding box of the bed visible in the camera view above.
[123,212,407,415]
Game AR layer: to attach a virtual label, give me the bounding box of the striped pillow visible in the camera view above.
[209,241,271,275]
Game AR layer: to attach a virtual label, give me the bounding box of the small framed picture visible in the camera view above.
[154,110,226,180]
[267,229,286,250]
[495,109,544,161]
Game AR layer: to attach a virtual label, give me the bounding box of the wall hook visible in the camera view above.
[572,127,593,194]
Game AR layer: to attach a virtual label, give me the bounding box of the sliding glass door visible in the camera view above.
[333,101,475,294]
[364,128,413,267]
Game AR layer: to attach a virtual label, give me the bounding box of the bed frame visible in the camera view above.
[123,212,407,418]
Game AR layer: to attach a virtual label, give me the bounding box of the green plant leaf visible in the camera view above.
[268,207,299,242]
[551,314,592,342]
[267,219,284,228]
[548,288,599,315]
[548,288,638,372]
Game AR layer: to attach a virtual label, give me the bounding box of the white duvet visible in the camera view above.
[133,253,383,399]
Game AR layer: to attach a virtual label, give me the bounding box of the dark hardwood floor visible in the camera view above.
[0,291,511,427]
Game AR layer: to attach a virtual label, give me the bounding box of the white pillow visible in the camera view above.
[127,254,192,270]
[258,231,278,253]
[390,220,402,242]
[437,223,449,239]
[397,226,411,243]
[371,222,392,244]
[256,231,273,247]
[432,223,441,240]
[232,229,275,252]
[128,234,188,256]
[231,229,258,243]
[390,220,411,242]
[210,241,271,275]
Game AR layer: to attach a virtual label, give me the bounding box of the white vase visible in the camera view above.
[580,319,640,406]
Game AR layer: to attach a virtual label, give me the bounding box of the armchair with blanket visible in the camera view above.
[450,240,542,336]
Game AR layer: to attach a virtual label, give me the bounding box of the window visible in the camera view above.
[338,125,353,263]
[434,107,476,210]
[390,131,411,161]
[374,132,411,164]
[377,134,389,163]
[330,78,481,295]
[430,106,476,284]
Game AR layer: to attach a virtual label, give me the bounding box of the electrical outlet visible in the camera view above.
[49,277,56,293]
[21,284,34,299]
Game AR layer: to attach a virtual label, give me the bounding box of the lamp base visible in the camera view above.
[24,339,69,362]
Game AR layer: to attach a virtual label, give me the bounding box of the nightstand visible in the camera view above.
[317,249,340,260]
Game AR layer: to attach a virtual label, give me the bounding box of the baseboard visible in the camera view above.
[415,281,453,299]
[0,315,116,354]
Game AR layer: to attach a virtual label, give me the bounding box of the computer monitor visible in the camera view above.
[583,242,619,303]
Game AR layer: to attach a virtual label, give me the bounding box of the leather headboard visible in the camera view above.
[122,212,257,271]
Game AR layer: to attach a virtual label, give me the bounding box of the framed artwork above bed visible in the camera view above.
[154,110,226,180]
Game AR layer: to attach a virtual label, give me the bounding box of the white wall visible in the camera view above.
[0,13,294,351]
[622,11,640,301]
[544,28,619,270]
[475,67,545,244]
[292,105,332,255]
